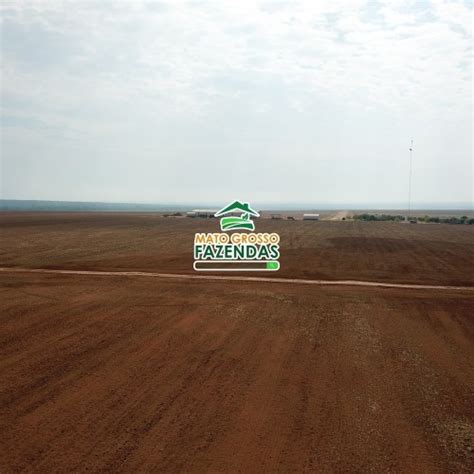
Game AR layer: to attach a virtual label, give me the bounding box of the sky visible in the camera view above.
[1,0,472,207]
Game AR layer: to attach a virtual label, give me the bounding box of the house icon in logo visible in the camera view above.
[214,200,260,231]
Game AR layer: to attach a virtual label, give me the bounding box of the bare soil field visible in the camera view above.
[1,212,473,285]
[1,272,473,472]
[1,213,473,472]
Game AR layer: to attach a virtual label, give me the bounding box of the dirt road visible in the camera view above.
[1,266,473,291]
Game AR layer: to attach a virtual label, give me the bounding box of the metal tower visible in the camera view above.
[407,139,413,222]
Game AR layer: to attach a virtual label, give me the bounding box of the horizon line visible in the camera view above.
[1,198,472,211]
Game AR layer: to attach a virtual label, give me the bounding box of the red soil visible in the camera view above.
[1,273,473,472]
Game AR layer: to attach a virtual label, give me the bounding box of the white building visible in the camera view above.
[188,209,218,218]
[303,213,320,220]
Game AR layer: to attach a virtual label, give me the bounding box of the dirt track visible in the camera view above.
[1,266,473,291]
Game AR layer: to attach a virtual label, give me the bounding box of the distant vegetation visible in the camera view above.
[354,214,474,224]
[416,215,474,225]
[163,212,183,217]
[354,214,405,222]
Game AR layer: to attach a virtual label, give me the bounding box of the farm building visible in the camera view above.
[187,209,218,218]
[303,213,320,221]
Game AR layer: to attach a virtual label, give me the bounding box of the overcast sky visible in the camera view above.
[1,0,472,207]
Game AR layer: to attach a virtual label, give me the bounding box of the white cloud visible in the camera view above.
[1,0,472,204]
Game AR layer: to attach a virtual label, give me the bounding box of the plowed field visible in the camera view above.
[1,213,473,472]
[1,212,474,285]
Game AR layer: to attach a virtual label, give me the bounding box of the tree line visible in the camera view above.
[353,214,474,225]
